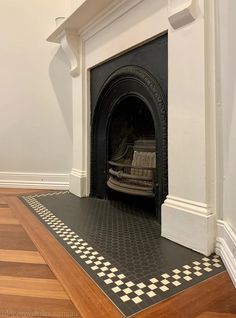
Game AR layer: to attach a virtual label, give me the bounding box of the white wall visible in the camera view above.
[0,0,73,187]
[218,0,236,231]
[216,0,236,287]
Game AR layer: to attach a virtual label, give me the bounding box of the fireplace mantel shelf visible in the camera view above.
[47,0,117,43]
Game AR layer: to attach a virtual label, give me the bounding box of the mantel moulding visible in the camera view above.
[61,30,80,77]
[168,0,199,29]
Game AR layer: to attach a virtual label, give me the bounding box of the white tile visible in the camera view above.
[97,272,105,277]
[126,281,134,288]
[147,291,156,298]
[172,269,181,274]
[123,288,132,294]
[135,289,144,296]
[132,296,142,304]
[137,283,146,289]
[115,280,123,286]
[194,271,203,276]
[183,265,191,270]
[172,274,181,280]
[161,279,170,285]
[110,267,118,273]
[150,278,158,284]
[104,262,111,266]
[161,273,170,279]
[172,280,181,286]
[213,263,221,268]
[108,273,115,278]
[91,265,98,270]
[112,286,121,293]
[159,285,169,292]
[193,261,201,266]
[148,284,157,290]
[183,276,192,281]
[120,295,130,302]
[203,262,211,267]
[95,261,102,265]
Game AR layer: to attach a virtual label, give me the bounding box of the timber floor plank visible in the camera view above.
[0,226,37,251]
[196,313,236,318]
[0,262,55,279]
[0,249,46,264]
[0,216,19,224]
[0,294,80,317]
[0,189,80,318]
[0,208,12,217]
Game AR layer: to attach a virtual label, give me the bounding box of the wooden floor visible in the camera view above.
[0,189,236,318]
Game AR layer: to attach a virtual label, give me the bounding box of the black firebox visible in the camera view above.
[90,34,168,220]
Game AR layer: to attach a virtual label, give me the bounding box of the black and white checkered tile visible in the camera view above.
[22,191,223,310]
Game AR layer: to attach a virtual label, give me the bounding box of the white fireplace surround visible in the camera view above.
[47,0,218,256]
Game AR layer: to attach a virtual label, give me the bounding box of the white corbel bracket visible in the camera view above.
[168,0,199,29]
[60,30,80,77]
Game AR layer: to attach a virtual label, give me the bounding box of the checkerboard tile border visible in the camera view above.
[22,191,223,306]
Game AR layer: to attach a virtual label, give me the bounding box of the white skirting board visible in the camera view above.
[69,169,88,197]
[0,172,69,190]
[216,220,236,287]
[161,196,216,256]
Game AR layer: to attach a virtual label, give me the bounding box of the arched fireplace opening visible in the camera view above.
[91,65,167,220]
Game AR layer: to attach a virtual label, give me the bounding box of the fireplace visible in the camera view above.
[47,0,217,256]
[90,36,168,218]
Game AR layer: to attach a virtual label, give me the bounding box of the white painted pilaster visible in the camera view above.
[162,0,217,256]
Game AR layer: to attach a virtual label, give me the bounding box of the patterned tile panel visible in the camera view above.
[21,192,225,317]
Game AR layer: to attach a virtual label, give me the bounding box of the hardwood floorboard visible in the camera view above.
[6,196,123,318]
[0,190,81,318]
[0,208,12,216]
[133,272,236,318]
[0,262,55,279]
[0,275,66,291]
[0,199,8,205]
[0,294,80,317]
[196,313,236,318]
[0,216,19,224]
[0,249,46,264]
[0,225,37,251]
[0,189,52,196]
[0,203,9,208]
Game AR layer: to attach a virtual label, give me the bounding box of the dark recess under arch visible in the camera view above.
[91,65,167,219]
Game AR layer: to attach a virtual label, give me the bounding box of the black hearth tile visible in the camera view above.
[20,191,225,317]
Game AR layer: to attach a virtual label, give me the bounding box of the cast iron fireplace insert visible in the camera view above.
[90,34,168,220]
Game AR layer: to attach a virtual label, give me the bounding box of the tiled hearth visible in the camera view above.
[21,192,224,317]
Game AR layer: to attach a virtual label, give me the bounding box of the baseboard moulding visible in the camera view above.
[0,172,69,190]
[216,220,236,287]
[69,168,88,197]
[161,195,216,256]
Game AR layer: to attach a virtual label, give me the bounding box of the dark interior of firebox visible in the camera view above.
[107,96,156,213]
